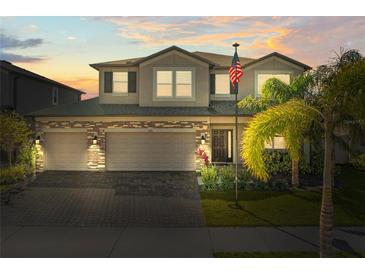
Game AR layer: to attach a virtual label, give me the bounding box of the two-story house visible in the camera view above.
[0,60,84,115]
[29,46,311,172]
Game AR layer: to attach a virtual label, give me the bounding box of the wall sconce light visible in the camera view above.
[35,135,40,145]
[200,134,206,145]
[93,135,98,145]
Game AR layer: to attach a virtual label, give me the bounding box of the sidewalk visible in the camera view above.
[1,226,364,257]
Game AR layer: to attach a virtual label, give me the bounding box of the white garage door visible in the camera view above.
[45,132,88,170]
[106,132,196,171]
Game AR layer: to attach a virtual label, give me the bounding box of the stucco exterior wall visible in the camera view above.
[211,56,306,101]
[139,50,210,107]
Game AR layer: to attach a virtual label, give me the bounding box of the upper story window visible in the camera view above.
[104,71,137,94]
[256,72,291,97]
[154,68,194,100]
[176,71,192,97]
[265,136,286,149]
[113,72,128,93]
[156,71,173,97]
[52,87,59,105]
[215,74,230,95]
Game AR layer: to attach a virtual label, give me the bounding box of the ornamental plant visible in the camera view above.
[195,147,210,166]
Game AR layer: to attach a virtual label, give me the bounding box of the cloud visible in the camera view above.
[24,24,38,32]
[0,51,44,63]
[67,36,77,40]
[0,33,45,64]
[100,16,365,67]
[0,33,43,49]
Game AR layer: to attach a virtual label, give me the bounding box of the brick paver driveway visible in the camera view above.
[1,171,205,227]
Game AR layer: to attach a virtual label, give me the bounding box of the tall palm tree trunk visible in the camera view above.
[291,158,299,187]
[320,119,334,258]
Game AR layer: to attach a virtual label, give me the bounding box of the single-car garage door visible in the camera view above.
[45,132,88,170]
[106,132,196,171]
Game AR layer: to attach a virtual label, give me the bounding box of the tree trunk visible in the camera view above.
[331,146,336,187]
[291,158,299,187]
[8,150,12,166]
[320,119,334,258]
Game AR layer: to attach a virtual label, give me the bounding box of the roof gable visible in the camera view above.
[244,52,311,70]
[133,46,216,66]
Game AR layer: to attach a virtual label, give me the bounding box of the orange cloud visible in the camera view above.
[55,77,98,99]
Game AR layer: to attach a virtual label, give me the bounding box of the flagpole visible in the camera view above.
[233,42,239,208]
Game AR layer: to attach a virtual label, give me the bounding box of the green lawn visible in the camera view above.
[214,251,365,258]
[201,166,365,226]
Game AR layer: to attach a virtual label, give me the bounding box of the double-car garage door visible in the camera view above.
[44,131,195,171]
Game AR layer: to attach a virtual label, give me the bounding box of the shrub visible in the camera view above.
[200,165,218,191]
[351,154,365,171]
[263,150,291,176]
[305,148,324,175]
[270,179,290,191]
[17,140,36,175]
[238,168,252,183]
[219,166,235,191]
[0,164,26,184]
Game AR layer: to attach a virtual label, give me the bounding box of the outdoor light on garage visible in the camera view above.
[93,135,98,145]
[35,135,40,145]
[200,134,206,145]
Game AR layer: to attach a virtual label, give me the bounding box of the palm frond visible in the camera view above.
[242,100,319,181]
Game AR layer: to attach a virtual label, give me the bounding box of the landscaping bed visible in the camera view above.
[0,164,35,205]
[200,166,365,227]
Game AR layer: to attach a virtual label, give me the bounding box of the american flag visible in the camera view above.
[229,51,244,89]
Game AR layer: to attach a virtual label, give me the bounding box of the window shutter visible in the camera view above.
[230,81,236,94]
[210,74,215,94]
[104,72,113,93]
[128,71,137,93]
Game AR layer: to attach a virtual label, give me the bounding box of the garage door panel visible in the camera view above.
[45,132,88,171]
[106,132,195,171]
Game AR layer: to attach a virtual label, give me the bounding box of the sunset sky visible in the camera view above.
[1,16,365,99]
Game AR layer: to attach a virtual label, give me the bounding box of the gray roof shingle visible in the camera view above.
[27,97,253,117]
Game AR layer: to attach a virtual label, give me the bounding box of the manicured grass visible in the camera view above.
[214,251,365,258]
[0,184,16,193]
[201,166,365,226]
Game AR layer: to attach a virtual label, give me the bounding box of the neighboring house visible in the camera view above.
[28,45,311,172]
[0,60,84,115]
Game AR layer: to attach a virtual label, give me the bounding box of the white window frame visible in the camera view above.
[112,71,128,95]
[264,136,287,150]
[215,73,231,96]
[52,87,59,105]
[153,67,196,101]
[255,70,292,97]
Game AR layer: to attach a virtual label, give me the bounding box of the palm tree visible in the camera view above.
[242,50,365,257]
[238,73,314,186]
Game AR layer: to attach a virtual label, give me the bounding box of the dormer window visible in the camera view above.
[154,67,195,100]
[52,87,59,105]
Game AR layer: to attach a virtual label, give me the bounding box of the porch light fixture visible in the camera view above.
[93,135,98,145]
[35,135,40,145]
[200,134,206,145]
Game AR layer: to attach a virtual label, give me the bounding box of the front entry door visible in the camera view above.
[212,129,233,163]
